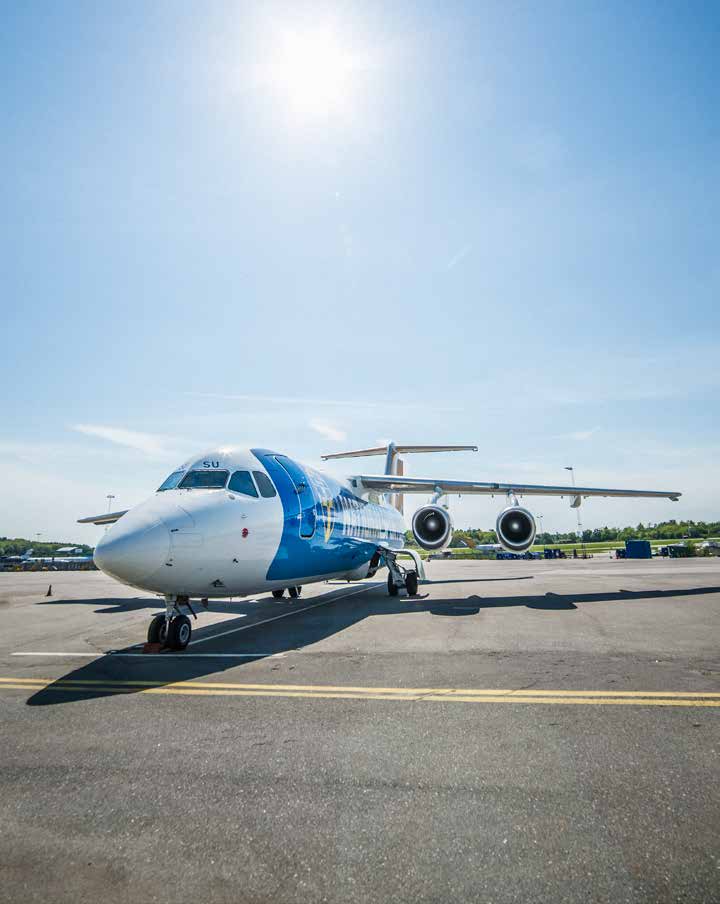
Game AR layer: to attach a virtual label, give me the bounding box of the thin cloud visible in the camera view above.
[445,243,472,270]
[73,424,177,458]
[564,427,601,442]
[309,419,347,442]
[185,392,461,413]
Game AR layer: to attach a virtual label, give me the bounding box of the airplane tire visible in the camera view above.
[147,613,167,645]
[272,589,285,599]
[167,614,192,650]
[387,572,399,596]
[288,586,301,599]
[405,571,419,596]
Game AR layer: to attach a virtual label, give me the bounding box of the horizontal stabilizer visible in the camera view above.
[77,510,128,526]
[322,444,477,461]
[323,441,478,513]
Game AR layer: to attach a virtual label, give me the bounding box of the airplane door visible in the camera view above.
[275,456,316,538]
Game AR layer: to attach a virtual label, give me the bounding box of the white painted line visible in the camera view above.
[188,583,377,647]
[110,652,287,659]
[12,651,286,659]
[12,652,103,658]
[10,583,379,660]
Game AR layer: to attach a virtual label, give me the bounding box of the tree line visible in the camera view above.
[0,537,94,557]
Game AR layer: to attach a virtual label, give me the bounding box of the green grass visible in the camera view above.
[410,537,704,560]
[408,533,720,560]
[530,538,693,553]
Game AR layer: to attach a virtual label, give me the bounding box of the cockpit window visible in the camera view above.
[253,471,277,498]
[157,470,185,491]
[178,470,229,489]
[228,470,258,497]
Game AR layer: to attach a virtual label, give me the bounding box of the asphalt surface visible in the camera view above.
[1,558,719,903]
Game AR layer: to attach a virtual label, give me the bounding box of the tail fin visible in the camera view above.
[321,442,478,513]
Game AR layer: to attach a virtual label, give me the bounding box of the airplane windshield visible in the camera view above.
[157,470,185,491]
[178,470,229,489]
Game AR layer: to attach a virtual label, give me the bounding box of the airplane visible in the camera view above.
[1,548,36,563]
[78,442,681,651]
[1,548,95,566]
[28,554,95,566]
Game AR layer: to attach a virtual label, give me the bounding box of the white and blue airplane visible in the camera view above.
[79,442,681,650]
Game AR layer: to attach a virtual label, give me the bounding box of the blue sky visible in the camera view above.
[2,0,719,543]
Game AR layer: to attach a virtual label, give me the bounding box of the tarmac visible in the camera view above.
[1,558,718,903]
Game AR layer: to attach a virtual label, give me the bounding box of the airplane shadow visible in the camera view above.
[35,576,533,614]
[422,576,535,586]
[36,597,274,615]
[26,583,720,706]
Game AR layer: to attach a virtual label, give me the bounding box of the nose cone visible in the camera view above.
[95,518,170,587]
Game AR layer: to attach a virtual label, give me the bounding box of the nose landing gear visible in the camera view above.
[147,596,195,651]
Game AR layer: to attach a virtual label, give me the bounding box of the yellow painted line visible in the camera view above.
[0,678,720,698]
[1,677,719,705]
[2,676,720,697]
[1,677,720,698]
[426,695,720,707]
[1,684,719,705]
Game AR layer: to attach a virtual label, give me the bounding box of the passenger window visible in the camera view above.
[228,470,259,497]
[253,471,277,498]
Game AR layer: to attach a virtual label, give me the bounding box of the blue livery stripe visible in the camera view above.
[251,448,404,582]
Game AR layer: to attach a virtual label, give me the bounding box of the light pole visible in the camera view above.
[564,466,586,557]
[537,513,545,552]
[105,495,116,533]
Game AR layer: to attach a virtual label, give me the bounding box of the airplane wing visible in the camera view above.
[354,475,681,502]
[77,510,128,525]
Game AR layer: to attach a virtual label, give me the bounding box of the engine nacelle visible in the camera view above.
[412,505,453,551]
[496,506,536,553]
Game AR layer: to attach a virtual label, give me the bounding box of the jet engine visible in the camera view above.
[412,505,453,551]
[496,506,536,553]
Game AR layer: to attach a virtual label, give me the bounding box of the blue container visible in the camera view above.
[625,539,652,559]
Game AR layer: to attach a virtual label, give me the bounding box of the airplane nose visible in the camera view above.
[94,519,170,585]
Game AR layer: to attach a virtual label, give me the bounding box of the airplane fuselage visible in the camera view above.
[94,447,406,598]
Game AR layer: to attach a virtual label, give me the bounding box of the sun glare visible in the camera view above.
[267,27,359,120]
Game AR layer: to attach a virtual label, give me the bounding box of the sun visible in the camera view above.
[266,27,359,120]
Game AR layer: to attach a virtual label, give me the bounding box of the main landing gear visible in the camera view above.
[385,551,420,597]
[148,595,196,651]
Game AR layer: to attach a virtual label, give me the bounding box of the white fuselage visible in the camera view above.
[93,447,406,599]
